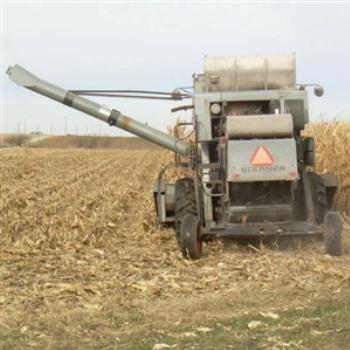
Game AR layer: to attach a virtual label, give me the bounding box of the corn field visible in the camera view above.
[305,121,350,213]
[0,122,349,349]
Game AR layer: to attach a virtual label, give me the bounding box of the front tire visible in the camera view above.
[175,178,197,244]
[180,214,202,259]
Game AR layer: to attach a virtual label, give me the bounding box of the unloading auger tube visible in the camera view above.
[6,65,191,156]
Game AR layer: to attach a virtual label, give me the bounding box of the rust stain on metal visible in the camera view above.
[120,115,131,129]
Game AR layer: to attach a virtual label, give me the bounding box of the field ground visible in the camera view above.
[0,122,350,349]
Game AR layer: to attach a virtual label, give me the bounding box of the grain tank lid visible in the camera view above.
[203,54,296,91]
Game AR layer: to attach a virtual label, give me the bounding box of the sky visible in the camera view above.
[1,1,350,136]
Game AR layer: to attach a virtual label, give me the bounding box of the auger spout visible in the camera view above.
[6,65,190,156]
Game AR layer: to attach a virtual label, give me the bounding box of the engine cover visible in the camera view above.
[227,138,298,182]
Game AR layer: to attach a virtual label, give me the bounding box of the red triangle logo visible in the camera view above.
[250,146,274,166]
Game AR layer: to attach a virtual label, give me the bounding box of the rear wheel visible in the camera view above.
[324,211,342,256]
[180,214,202,259]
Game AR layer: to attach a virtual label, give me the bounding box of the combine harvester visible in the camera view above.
[7,54,342,259]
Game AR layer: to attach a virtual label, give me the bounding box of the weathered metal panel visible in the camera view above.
[192,89,308,131]
[200,143,214,226]
[194,89,307,103]
[226,114,293,138]
[204,54,296,92]
[194,95,212,141]
[193,75,212,142]
[227,139,298,182]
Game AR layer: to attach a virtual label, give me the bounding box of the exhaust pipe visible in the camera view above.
[7,65,190,156]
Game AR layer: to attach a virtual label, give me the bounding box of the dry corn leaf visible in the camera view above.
[248,320,264,331]
[259,311,280,320]
[152,344,172,350]
[196,326,213,333]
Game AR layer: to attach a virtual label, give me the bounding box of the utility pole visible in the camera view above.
[64,116,67,135]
